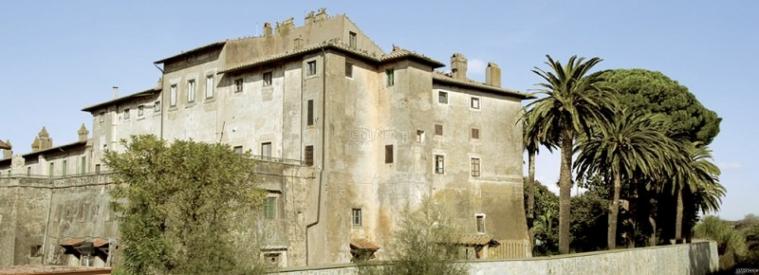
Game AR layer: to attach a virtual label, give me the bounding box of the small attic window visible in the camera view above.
[349,31,357,49]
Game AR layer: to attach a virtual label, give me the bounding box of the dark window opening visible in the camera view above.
[263,71,273,87]
[307,61,317,76]
[471,158,481,177]
[435,155,445,174]
[435,124,443,136]
[345,62,353,78]
[349,31,357,49]
[352,208,362,226]
[385,145,393,164]
[386,69,394,87]
[307,100,314,126]
[234,78,243,93]
[471,128,480,139]
[438,91,448,104]
[305,145,314,166]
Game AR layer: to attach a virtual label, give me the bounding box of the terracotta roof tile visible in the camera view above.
[0,140,10,150]
[60,239,84,247]
[450,234,500,246]
[92,238,109,248]
[350,238,380,251]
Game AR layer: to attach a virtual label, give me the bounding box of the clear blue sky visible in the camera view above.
[0,1,756,220]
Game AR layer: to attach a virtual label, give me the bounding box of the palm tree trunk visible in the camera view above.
[527,149,536,247]
[527,150,536,224]
[558,130,573,254]
[649,215,657,246]
[608,170,621,249]
[675,186,684,243]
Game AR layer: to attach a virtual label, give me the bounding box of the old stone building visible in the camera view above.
[0,10,530,268]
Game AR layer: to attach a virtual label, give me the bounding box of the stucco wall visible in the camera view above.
[275,241,720,275]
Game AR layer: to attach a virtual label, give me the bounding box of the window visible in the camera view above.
[98,112,105,124]
[154,101,161,113]
[349,31,357,49]
[80,156,87,174]
[49,162,54,177]
[304,145,314,166]
[264,196,277,219]
[416,130,425,143]
[471,128,480,139]
[476,214,486,233]
[307,60,317,76]
[307,100,314,126]
[471,97,481,109]
[435,155,445,174]
[27,167,31,176]
[62,160,67,177]
[261,142,272,158]
[187,79,196,103]
[435,124,443,136]
[438,91,448,104]
[385,145,393,164]
[138,105,144,117]
[345,62,353,78]
[471,158,481,177]
[234,78,244,93]
[170,84,177,106]
[386,69,394,87]
[123,108,130,120]
[233,146,243,155]
[263,71,273,87]
[95,164,101,175]
[205,75,214,99]
[352,208,362,226]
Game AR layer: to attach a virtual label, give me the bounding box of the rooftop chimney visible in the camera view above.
[451,53,467,80]
[486,62,501,87]
[112,86,119,99]
[263,22,273,37]
[78,124,89,142]
[275,18,295,36]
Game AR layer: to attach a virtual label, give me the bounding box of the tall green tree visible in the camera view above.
[525,55,615,253]
[670,143,722,242]
[600,69,721,145]
[575,109,678,249]
[106,135,267,274]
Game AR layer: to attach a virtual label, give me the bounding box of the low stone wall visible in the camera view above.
[275,241,719,275]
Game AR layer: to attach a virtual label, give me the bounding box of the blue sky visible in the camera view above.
[0,1,756,220]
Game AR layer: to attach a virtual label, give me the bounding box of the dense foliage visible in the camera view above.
[694,215,759,270]
[601,69,721,144]
[106,135,267,275]
[358,199,466,275]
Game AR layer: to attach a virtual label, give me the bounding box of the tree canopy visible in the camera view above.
[106,135,267,275]
[600,69,721,144]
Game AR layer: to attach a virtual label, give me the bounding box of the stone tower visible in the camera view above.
[31,127,53,152]
[78,124,89,142]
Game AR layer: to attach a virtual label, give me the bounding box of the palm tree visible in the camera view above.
[522,111,555,227]
[524,55,615,253]
[575,109,678,249]
[670,143,722,243]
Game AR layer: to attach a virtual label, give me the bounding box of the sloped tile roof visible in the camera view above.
[350,238,381,251]
[0,140,10,150]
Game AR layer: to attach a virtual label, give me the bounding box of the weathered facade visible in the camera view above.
[0,10,530,268]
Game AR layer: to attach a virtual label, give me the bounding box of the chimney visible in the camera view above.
[451,53,467,80]
[263,22,273,37]
[112,86,119,99]
[78,124,89,142]
[486,62,502,87]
